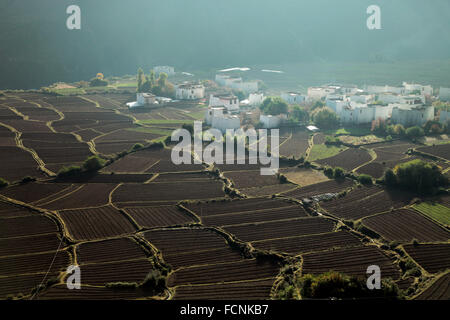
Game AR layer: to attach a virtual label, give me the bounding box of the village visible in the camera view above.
[126,65,450,137]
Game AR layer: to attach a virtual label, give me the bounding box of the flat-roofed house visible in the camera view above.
[175,83,205,100]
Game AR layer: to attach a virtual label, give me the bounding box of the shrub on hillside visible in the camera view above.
[0,177,9,188]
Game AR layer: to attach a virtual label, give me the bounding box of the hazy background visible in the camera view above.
[1,0,450,89]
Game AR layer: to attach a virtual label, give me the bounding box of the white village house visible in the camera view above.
[259,114,287,129]
[391,105,434,127]
[307,86,338,101]
[209,94,239,113]
[281,92,306,104]
[248,93,265,106]
[153,66,175,76]
[205,107,240,132]
[439,110,450,126]
[215,74,258,93]
[175,83,205,100]
[126,93,156,108]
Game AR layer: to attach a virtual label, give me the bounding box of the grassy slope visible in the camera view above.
[414,202,450,226]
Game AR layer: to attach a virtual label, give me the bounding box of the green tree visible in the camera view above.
[137,68,145,92]
[405,126,425,139]
[0,177,9,188]
[89,77,108,87]
[260,97,288,115]
[82,155,106,172]
[394,124,406,136]
[384,168,397,186]
[311,107,339,129]
[291,105,309,123]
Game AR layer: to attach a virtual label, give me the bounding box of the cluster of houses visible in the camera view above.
[127,66,450,133]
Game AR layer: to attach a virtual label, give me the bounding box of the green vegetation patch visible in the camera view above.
[308,144,347,162]
[414,202,450,226]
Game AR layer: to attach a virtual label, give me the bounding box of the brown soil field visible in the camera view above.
[224,171,281,189]
[0,215,58,238]
[112,181,225,203]
[281,178,354,200]
[37,284,146,300]
[0,273,48,298]
[173,278,275,300]
[162,247,244,269]
[279,167,329,186]
[57,173,153,184]
[0,250,70,277]
[41,183,118,210]
[75,259,154,286]
[403,243,450,274]
[362,209,450,242]
[145,160,204,174]
[1,182,72,204]
[302,245,401,280]
[315,148,372,171]
[241,183,298,197]
[223,217,335,242]
[76,237,147,265]
[321,186,414,220]
[143,228,229,256]
[415,272,450,300]
[313,133,325,145]
[184,198,295,217]
[58,205,136,241]
[0,146,45,182]
[0,201,35,218]
[168,259,281,287]
[416,143,450,161]
[124,206,197,228]
[202,205,309,227]
[152,172,211,182]
[75,128,102,142]
[0,233,62,257]
[102,148,175,173]
[279,131,310,159]
[1,120,53,133]
[252,231,362,255]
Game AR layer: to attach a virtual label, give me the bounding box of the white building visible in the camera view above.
[349,94,374,104]
[215,74,258,93]
[126,93,156,109]
[153,66,175,76]
[391,105,434,127]
[376,93,402,104]
[439,87,450,101]
[402,82,433,96]
[205,107,240,132]
[209,94,239,113]
[439,110,450,125]
[175,83,205,100]
[259,114,286,129]
[248,93,265,106]
[365,85,405,95]
[281,92,306,104]
[340,103,392,125]
[326,95,349,114]
[307,86,337,101]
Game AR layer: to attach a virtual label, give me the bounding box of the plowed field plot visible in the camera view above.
[184,198,295,217]
[40,183,118,210]
[0,215,58,238]
[202,205,308,227]
[112,181,225,203]
[362,209,450,242]
[0,126,15,146]
[0,233,62,257]
[38,284,146,300]
[252,231,362,255]
[0,106,22,120]
[0,250,70,277]
[315,148,372,171]
[403,243,450,274]
[74,259,154,286]
[124,206,197,228]
[12,106,59,122]
[145,160,204,174]
[76,237,147,265]
[1,119,53,133]
[86,94,131,110]
[320,186,414,220]
[152,172,211,182]
[416,143,450,161]
[279,167,329,186]
[313,133,325,145]
[58,205,136,241]
[1,182,72,204]
[168,259,281,287]
[223,217,335,242]
[224,171,281,189]
[281,178,354,200]
[173,278,275,300]
[241,184,298,197]
[75,128,102,142]
[279,131,310,158]
[415,272,450,300]
[0,201,34,218]
[0,273,47,298]
[302,246,401,280]
[102,148,175,173]
[0,146,44,182]
[56,173,153,184]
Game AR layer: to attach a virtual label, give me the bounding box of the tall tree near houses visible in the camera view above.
[137,68,145,92]
[149,70,156,88]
